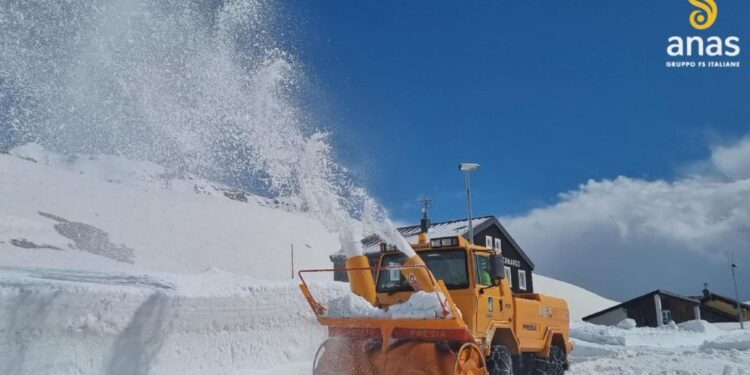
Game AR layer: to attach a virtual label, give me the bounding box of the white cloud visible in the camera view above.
[504,136,750,301]
[711,136,750,180]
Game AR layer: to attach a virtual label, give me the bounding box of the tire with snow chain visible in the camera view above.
[535,346,566,375]
[486,345,513,375]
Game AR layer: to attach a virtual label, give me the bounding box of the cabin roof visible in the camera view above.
[331,215,535,269]
[694,290,750,310]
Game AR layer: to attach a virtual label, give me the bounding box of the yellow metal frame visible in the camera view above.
[299,267,474,345]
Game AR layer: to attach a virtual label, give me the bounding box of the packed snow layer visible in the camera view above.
[0,266,347,375]
[388,291,449,319]
[326,293,385,318]
[326,291,449,319]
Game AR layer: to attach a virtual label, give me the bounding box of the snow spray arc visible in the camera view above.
[0,0,414,258]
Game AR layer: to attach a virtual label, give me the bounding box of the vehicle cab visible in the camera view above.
[374,236,514,339]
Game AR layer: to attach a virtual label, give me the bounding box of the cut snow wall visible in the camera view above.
[0,269,347,375]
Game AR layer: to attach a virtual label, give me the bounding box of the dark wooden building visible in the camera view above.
[582,290,700,327]
[330,216,536,293]
[692,286,750,323]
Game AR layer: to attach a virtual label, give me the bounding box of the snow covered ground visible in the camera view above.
[570,321,750,374]
[2,146,749,374]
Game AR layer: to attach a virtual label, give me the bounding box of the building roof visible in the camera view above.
[697,290,750,310]
[582,289,699,321]
[698,303,746,321]
[331,215,535,269]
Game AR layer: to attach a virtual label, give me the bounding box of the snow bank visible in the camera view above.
[701,331,750,351]
[571,323,626,346]
[569,321,750,374]
[615,318,636,330]
[679,319,724,335]
[0,267,347,375]
[571,320,727,348]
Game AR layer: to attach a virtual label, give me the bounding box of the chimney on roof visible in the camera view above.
[703,283,711,300]
[418,198,431,244]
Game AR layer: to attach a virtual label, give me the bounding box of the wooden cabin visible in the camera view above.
[329,216,536,294]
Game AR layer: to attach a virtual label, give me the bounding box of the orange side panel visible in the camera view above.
[315,339,457,375]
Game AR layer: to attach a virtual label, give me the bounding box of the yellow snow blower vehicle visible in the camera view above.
[298,233,572,375]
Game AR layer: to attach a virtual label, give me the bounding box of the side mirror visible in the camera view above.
[490,253,505,283]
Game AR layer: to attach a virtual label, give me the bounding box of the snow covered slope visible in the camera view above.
[0,145,618,303]
[534,274,616,320]
[1,145,337,279]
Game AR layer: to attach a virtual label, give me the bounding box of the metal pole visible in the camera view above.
[731,262,744,329]
[291,243,294,280]
[465,172,474,244]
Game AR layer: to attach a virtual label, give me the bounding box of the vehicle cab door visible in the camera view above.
[474,252,506,334]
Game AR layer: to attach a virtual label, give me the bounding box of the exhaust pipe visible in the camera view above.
[417,199,430,244]
[340,234,377,305]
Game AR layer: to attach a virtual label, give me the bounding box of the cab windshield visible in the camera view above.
[376,250,469,292]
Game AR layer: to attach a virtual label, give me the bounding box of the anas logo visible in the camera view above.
[665,0,740,68]
[689,0,718,30]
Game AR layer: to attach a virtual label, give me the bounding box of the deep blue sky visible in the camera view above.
[289,0,750,223]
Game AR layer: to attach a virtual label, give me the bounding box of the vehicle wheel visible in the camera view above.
[454,342,486,375]
[486,345,513,375]
[536,346,566,375]
[312,340,327,375]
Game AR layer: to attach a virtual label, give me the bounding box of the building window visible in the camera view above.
[518,270,527,291]
[485,236,493,248]
[662,309,673,323]
[505,266,512,287]
[387,261,401,283]
[494,238,502,250]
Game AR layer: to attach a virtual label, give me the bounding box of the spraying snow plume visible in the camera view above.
[0,0,299,189]
[300,134,415,257]
[0,0,414,257]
